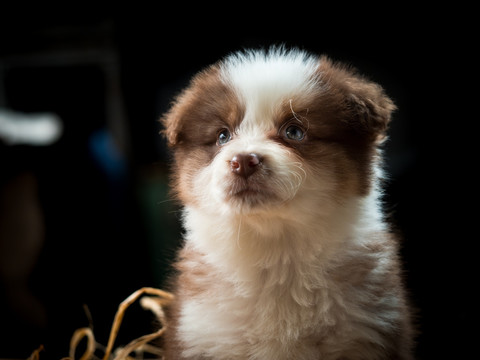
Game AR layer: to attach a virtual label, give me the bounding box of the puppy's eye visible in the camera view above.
[217,129,231,145]
[285,125,305,141]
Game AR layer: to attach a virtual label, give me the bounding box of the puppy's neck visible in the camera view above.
[181,191,384,284]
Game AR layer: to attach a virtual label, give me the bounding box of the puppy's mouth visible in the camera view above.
[231,186,264,198]
[234,188,262,196]
[225,178,277,207]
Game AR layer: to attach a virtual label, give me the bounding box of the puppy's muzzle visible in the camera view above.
[230,153,262,179]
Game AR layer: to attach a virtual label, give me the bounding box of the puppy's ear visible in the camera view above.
[161,87,193,147]
[319,57,396,144]
[344,75,396,144]
[160,106,182,147]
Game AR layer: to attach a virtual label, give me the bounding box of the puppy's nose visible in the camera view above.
[230,153,262,178]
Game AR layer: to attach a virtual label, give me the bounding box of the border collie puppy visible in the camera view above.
[161,47,414,359]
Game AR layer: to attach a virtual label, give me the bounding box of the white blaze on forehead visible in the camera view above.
[220,48,320,132]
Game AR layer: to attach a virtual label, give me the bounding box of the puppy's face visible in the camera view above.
[162,50,395,215]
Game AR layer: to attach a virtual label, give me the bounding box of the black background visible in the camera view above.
[0,4,476,359]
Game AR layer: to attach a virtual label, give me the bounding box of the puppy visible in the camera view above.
[160,47,414,359]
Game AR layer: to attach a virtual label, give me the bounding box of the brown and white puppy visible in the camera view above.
[161,47,414,359]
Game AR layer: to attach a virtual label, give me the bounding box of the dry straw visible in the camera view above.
[27,287,174,360]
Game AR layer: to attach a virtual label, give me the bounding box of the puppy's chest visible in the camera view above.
[176,258,344,358]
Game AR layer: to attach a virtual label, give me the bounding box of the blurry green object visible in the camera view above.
[136,167,181,287]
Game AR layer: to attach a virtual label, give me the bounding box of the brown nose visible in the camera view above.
[230,153,262,178]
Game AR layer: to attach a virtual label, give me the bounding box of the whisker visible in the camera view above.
[156,198,175,205]
[289,99,310,132]
[236,217,243,250]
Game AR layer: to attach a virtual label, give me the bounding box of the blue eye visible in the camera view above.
[217,129,231,145]
[285,125,305,141]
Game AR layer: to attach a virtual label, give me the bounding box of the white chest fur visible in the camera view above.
[174,195,401,360]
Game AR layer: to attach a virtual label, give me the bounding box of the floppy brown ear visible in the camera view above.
[160,106,182,147]
[318,57,396,144]
[160,86,194,147]
[344,76,396,144]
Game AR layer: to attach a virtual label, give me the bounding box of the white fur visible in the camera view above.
[221,48,320,132]
[177,191,392,359]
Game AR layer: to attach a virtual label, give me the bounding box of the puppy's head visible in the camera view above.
[161,48,395,216]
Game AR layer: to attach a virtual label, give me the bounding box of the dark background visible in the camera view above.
[0,4,475,359]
